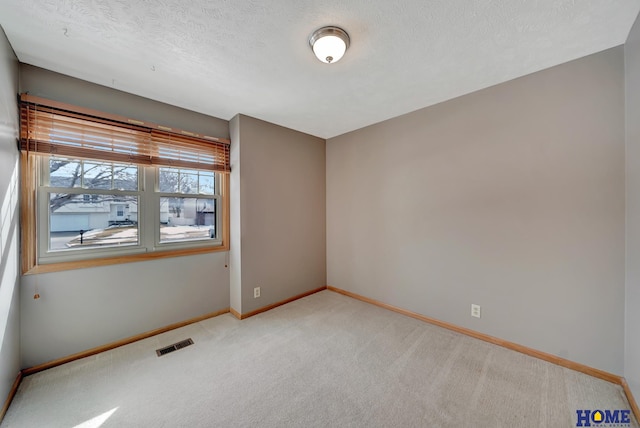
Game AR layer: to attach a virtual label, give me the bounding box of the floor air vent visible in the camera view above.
[156,338,194,357]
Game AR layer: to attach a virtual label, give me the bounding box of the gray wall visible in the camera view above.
[0,26,20,407]
[20,65,229,139]
[230,115,326,315]
[327,47,625,374]
[19,66,231,368]
[625,12,640,401]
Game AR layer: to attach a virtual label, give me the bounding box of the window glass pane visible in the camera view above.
[199,171,215,195]
[180,171,199,194]
[114,166,138,190]
[160,197,216,242]
[159,167,214,194]
[159,168,180,193]
[49,158,82,188]
[83,162,112,189]
[49,157,138,190]
[49,193,139,251]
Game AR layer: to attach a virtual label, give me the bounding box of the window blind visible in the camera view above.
[19,94,231,173]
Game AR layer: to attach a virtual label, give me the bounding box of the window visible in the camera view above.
[20,94,230,274]
[41,157,141,255]
[158,168,218,243]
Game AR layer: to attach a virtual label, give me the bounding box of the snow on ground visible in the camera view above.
[64,225,213,247]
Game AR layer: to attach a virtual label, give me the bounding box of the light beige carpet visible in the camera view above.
[2,290,638,427]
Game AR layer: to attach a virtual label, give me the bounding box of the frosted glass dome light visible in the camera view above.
[309,26,350,64]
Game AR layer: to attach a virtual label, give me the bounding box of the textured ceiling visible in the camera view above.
[0,1,639,139]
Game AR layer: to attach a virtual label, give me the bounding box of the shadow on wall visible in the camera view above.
[0,156,20,365]
[0,148,20,411]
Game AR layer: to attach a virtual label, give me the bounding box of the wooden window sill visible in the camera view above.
[23,244,229,275]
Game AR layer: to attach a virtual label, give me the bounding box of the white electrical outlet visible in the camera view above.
[471,304,481,318]
[254,287,261,298]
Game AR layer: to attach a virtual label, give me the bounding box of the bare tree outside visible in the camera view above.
[49,159,137,212]
[158,167,215,225]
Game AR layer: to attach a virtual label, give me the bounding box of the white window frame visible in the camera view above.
[37,156,223,265]
[153,167,221,250]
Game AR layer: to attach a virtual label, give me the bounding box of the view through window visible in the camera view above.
[47,158,140,251]
[158,167,217,243]
[41,157,221,261]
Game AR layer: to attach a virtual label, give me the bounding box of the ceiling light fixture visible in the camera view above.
[309,26,350,64]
